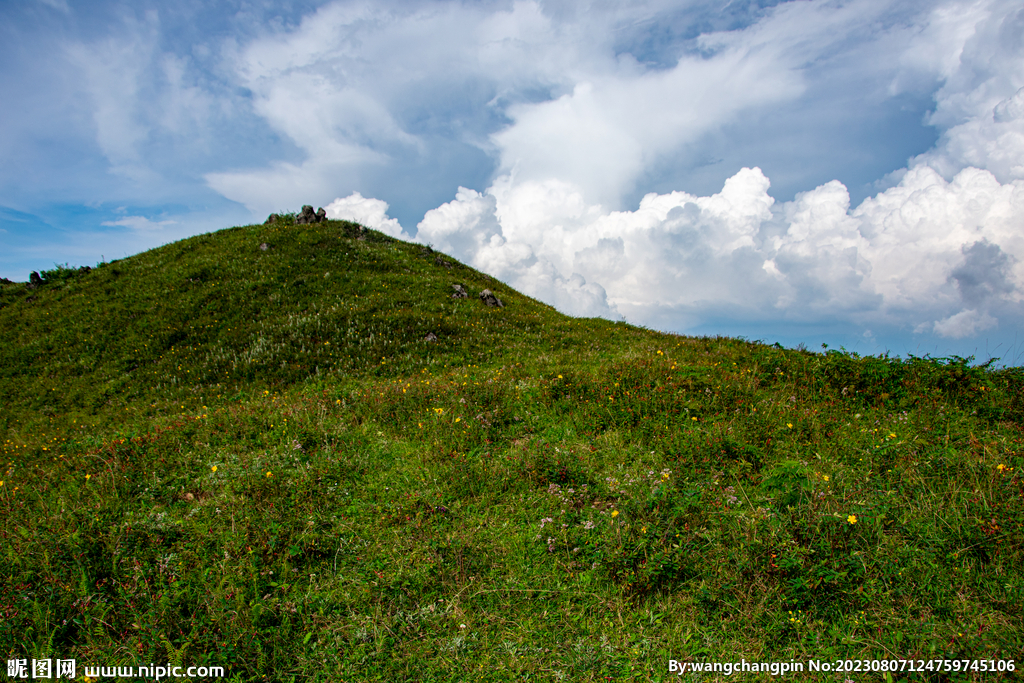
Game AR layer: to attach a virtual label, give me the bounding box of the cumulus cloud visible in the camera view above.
[415,168,778,319]
[405,158,1024,346]
[324,192,405,238]
[908,1,1024,183]
[490,48,802,206]
[933,309,998,339]
[417,185,618,318]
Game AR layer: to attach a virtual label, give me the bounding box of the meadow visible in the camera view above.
[1,218,1021,681]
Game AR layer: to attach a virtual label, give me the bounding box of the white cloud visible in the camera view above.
[908,1,1024,182]
[324,192,405,238]
[933,308,998,338]
[852,166,1024,311]
[205,2,452,215]
[404,158,1024,342]
[417,183,617,317]
[208,0,915,213]
[205,0,873,214]
[101,215,177,232]
[416,187,501,257]
[491,48,802,207]
[63,10,221,187]
[489,0,917,207]
[208,158,374,221]
[994,87,1024,123]
[64,12,161,180]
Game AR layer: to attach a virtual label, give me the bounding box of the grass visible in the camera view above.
[1,219,1022,681]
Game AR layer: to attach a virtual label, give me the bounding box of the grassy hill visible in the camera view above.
[1,218,1022,681]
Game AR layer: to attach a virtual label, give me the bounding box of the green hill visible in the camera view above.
[1,219,1022,681]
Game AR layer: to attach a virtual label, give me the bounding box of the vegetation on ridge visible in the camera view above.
[1,220,1022,681]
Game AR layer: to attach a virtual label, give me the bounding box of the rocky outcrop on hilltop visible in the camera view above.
[296,205,327,224]
[265,205,328,225]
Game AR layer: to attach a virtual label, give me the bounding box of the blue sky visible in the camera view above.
[3,0,1024,363]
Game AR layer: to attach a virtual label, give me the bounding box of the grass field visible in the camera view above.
[1,218,1022,681]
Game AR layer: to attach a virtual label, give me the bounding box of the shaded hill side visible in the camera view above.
[0,220,606,427]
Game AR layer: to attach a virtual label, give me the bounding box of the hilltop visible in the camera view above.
[0,219,560,426]
[1,219,1022,681]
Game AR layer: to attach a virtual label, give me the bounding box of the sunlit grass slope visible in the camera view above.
[1,219,1023,682]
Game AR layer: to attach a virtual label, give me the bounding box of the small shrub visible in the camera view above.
[759,459,811,510]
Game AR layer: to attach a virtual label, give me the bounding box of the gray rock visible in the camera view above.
[259,243,269,251]
[479,288,504,307]
[28,271,42,289]
[295,205,328,224]
[452,284,468,299]
[435,256,452,269]
[265,213,281,225]
[423,332,438,342]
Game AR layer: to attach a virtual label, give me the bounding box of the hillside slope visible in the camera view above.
[1,219,1022,681]
[0,220,568,427]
